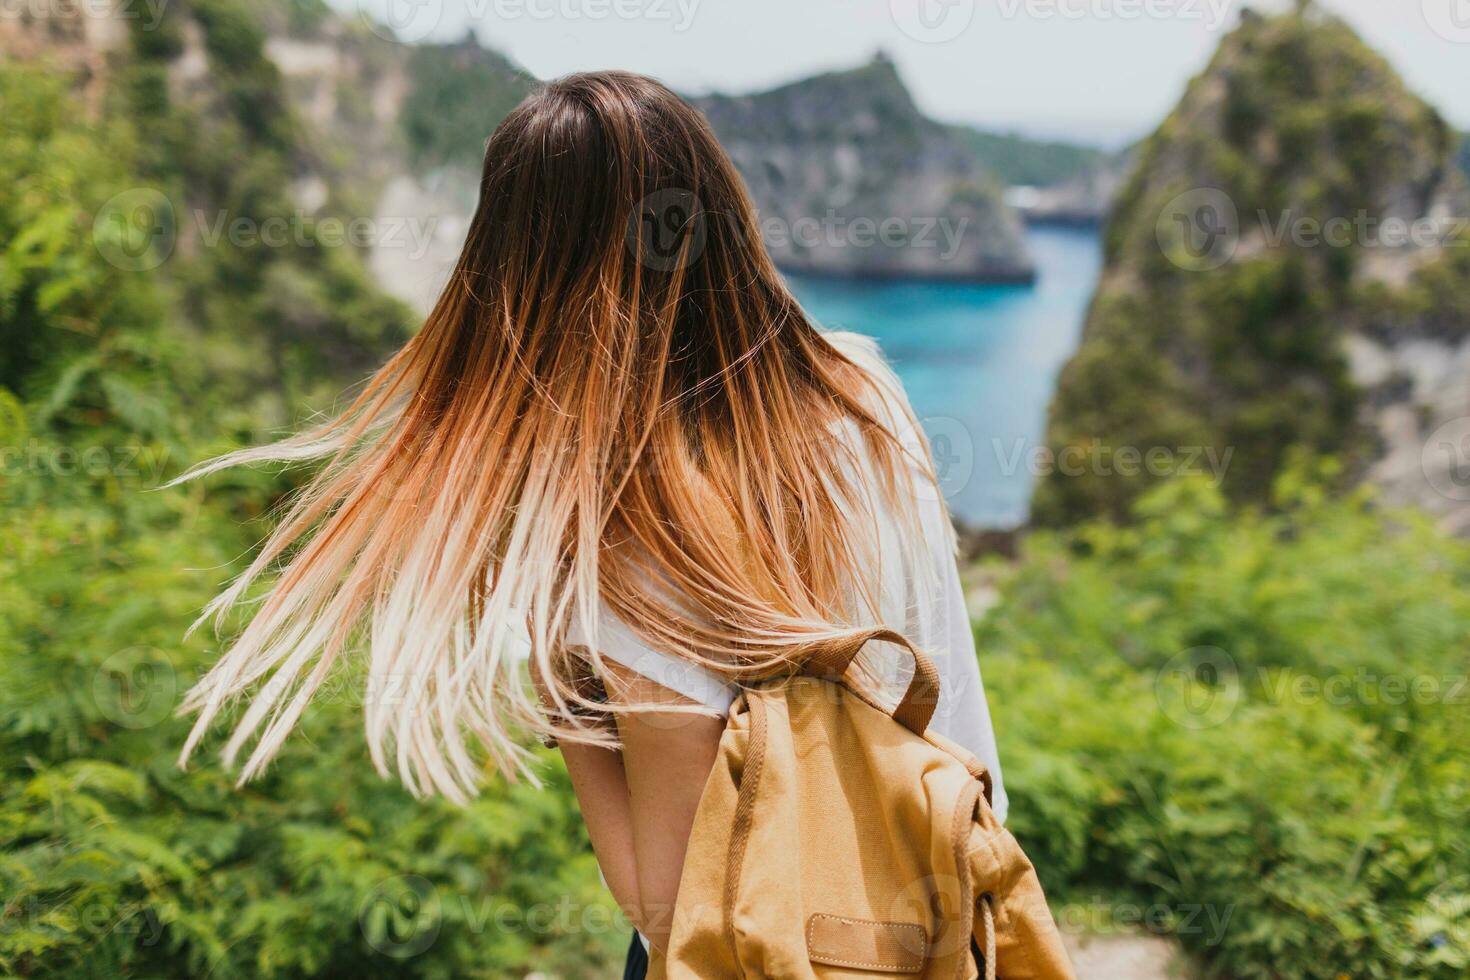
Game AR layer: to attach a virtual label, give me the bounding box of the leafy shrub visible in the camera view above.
[0,60,621,980]
[987,472,1470,979]
[401,41,534,169]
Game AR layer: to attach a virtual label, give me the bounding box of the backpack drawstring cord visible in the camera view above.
[979,892,997,980]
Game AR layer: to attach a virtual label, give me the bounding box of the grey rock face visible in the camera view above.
[696,56,1034,283]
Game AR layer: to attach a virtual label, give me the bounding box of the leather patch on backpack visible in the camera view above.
[806,913,927,973]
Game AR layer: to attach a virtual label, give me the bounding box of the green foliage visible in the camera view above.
[1036,11,1468,525]
[947,126,1109,189]
[0,71,167,403]
[117,0,415,419]
[1355,212,1470,343]
[989,473,1470,978]
[190,0,293,149]
[265,0,335,36]
[0,50,621,980]
[401,39,535,168]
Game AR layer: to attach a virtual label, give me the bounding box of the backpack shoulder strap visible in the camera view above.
[800,627,940,735]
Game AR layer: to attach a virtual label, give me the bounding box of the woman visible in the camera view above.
[175,71,1006,971]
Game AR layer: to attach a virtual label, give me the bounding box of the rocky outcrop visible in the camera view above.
[696,55,1033,283]
[1035,8,1470,532]
[271,32,1037,297]
[1349,333,1470,535]
[251,14,532,308]
[1004,162,1126,227]
[2,4,1036,303]
[944,127,1127,226]
[0,1,128,111]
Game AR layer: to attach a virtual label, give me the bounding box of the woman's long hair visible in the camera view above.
[174,71,939,801]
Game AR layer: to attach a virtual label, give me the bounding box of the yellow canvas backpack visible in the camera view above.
[648,627,1076,979]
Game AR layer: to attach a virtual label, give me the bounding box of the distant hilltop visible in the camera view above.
[0,2,1124,299]
[694,54,1034,283]
[1036,8,1470,535]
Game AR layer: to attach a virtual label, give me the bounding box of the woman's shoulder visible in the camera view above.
[822,330,900,394]
[821,330,926,456]
[820,328,958,551]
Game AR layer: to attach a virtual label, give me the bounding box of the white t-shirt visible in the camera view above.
[567,332,1008,822]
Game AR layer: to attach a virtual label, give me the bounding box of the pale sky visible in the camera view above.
[336,0,1470,146]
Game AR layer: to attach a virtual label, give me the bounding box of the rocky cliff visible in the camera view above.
[5,3,1042,302]
[264,21,1039,293]
[1034,8,1470,533]
[1002,162,1125,227]
[949,128,1124,225]
[0,0,428,415]
[252,9,534,312]
[695,54,1033,283]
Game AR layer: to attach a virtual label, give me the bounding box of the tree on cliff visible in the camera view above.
[1033,9,1470,526]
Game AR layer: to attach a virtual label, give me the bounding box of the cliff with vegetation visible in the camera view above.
[270,24,1047,295]
[950,127,1123,225]
[0,0,427,439]
[256,7,533,311]
[948,128,1107,189]
[696,55,1034,282]
[0,3,619,975]
[1034,8,1470,532]
[274,32,1045,299]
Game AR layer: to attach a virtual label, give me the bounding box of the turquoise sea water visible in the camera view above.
[787,226,1104,529]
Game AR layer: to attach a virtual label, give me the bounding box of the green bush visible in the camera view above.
[0,59,621,980]
[402,41,534,169]
[987,471,1470,979]
[0,444,614,979]
[1036,11,1467,526]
